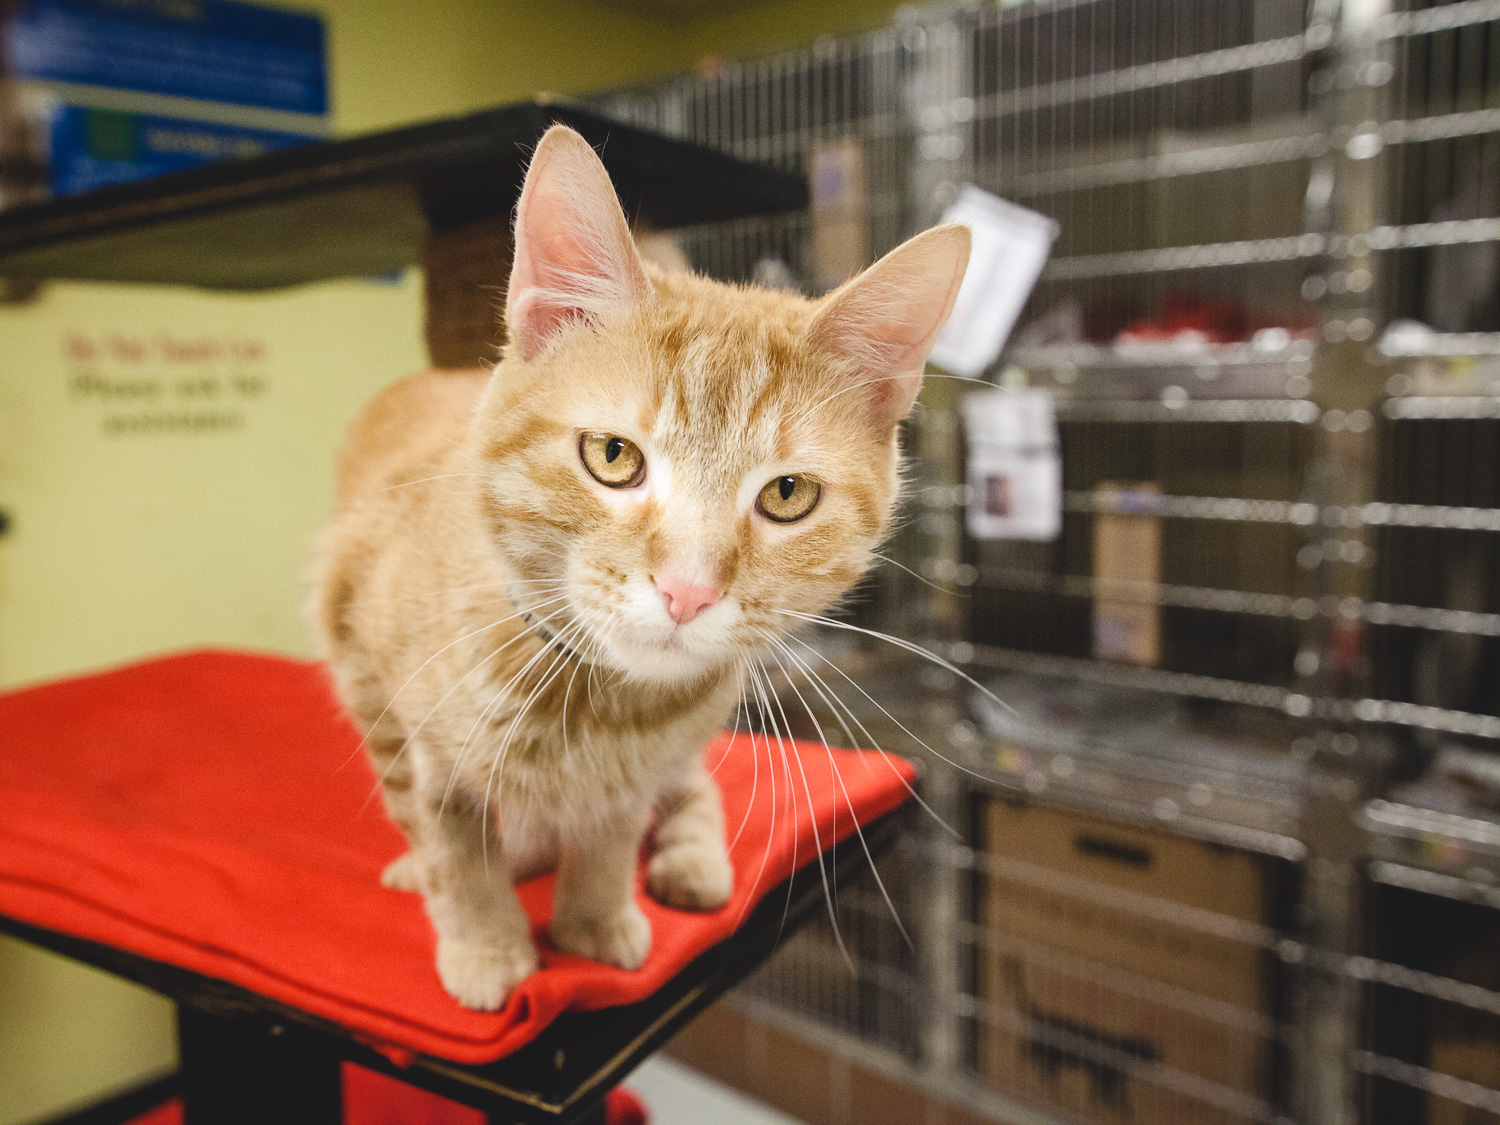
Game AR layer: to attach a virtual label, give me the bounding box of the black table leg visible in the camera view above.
[480,1102,606,1125]
[563,1103,608,1125]
[177,1005,342,1125]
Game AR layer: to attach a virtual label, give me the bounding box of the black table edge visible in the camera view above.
[0,101,807,264]
[1,804,910,1124]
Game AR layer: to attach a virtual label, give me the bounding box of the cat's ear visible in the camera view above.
[808,223,971,428]
[506,125,648,361]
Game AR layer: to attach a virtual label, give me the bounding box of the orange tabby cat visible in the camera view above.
[308,124,969,1010]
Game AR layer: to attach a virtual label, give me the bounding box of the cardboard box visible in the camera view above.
[979,798,1272,1125]
[1092,481,1162,666]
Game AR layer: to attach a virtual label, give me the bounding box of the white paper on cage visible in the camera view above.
[928,186,1060,378]
[963,388,1062,541]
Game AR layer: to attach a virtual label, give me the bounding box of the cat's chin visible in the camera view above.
[602,633,736,689]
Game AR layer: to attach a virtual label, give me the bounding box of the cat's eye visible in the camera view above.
[579,433,646,488]
[757,474,821,523]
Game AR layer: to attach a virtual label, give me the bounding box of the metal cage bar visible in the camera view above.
[589,3,1500,1122]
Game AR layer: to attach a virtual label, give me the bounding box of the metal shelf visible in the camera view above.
[1042,234,1326,282]
[1364,800,1500,902]
[1378,331,1500,358]
[1009,341,1316,403]
[963,736,1306,861]
[975,564,1500,638]
[961,662,1306,861]
[1385,395,1500,419]
[965,642,1296,711]
[1053,398,1321,423]
[0,101,806,289]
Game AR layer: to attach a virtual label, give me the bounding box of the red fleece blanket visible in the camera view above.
[0,651,913,1065]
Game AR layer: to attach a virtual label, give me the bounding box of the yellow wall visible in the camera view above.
[0,0,904,1119]
[326,0,688,134]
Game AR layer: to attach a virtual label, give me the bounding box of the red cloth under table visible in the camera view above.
[0,650,913,1065]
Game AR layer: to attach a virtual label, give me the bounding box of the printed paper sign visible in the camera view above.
[929,186,1059,378]
[963,388,1061,541]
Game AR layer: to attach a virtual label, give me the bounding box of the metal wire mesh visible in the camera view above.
[589,2,1500,1122]
[1358,873,1500,1123]
[737,835,923,1061]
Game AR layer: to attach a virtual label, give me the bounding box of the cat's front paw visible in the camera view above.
[551,905,651,970]
[435,937,539,1011]
[647,842,733,911]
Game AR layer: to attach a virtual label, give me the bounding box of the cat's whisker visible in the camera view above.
[711,686,745,788]
[483,617,592,852]
[475,615,591,869]
[507,617,591,762]
[585,645,602,718]
[733,662,783,932]
[346,579,513,607]
[768,630,955,839]
[703,666,746,788]
[437,603,577,823]
[560,600,617,712]
[572,604,622,717]
[342,593,571,778]
[356,607,568,818]
[761,639,852,918]
[759,656,851,968]
[744,663,795,938]
[753,657,807,948]
[762,636,912,949]
[782,630,997,793]
[777,610,1015,718]
[377,472,485,492]
[559,647,585,758]
[747,660,781,866]
[397,589,567,634]
[725,669,762,857]
[870,552,958,596]
[750,628,855,746]
[509,541,572,568]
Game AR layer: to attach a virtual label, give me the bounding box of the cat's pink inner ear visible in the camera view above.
[506,126,648,361]
[809,223,972,427]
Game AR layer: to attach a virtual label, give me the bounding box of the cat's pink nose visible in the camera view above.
[653,574,721,626]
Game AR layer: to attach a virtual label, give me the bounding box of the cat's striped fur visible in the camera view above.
[309,125,969,1010]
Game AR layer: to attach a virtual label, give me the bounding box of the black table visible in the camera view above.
[5,810,902,1125]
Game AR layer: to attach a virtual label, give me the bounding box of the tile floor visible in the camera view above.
[626,1055,807,1125]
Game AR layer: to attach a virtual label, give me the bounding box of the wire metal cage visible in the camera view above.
[592,2,1500,1122]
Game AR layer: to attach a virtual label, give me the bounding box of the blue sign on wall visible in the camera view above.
[48,104,314,196]
[11,0,327,117]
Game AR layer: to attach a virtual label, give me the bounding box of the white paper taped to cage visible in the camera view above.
[962,388,1061,542]
[929,186,1059,379]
